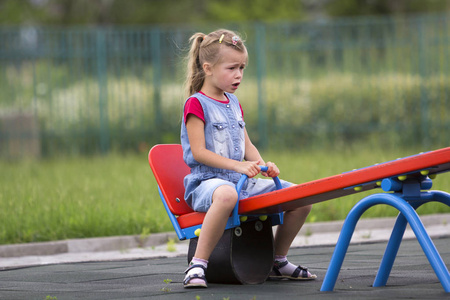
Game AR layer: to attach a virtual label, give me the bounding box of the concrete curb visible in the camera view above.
[0,232,178,258]
[0,213,448,260]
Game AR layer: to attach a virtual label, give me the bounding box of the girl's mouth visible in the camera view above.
[232,82,240,89]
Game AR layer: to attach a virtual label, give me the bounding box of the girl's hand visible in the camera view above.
[261,161,280,178]
[235,160,261,178]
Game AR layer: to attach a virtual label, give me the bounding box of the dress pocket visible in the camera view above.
[212,122,229,143]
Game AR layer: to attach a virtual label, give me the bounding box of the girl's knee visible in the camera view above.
[212,185,238,210]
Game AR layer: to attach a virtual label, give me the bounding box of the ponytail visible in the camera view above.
[185,33,206,97]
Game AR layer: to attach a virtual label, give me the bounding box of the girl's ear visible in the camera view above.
[203,62,212,76]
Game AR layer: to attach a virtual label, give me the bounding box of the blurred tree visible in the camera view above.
[107,0,210,25]
[325,0,450,17]
[206,0,305,23]
[0,0,449,26]
[0,0,46,24]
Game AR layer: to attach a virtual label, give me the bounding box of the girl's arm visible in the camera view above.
[186,114,261,178]
[243,128,280,178]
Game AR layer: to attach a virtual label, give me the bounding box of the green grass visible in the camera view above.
[0,146,449,245]
[0,153,168,244]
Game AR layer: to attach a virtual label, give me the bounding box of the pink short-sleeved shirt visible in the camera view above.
[184,91,244,123]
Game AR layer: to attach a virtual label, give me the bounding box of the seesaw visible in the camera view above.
[148,145,450,291]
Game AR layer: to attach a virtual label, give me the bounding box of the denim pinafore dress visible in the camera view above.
[181,92,291,212]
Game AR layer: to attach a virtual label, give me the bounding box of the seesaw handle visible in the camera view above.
[233,166,283,225]
[236,166,282,194]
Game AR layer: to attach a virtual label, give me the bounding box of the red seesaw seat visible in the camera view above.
[148,144,282,240]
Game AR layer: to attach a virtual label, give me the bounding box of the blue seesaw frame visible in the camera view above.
[321,174,450,292]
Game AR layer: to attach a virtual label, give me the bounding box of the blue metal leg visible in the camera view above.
[428,190,450,207]
[321,194,381,291]
[374,191,450,288]
[402,205,450,292]
[372,211,408,287]
[321,192,450,292]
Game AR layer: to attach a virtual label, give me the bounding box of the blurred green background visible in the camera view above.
[1,0,450,156]
[0,0,449,244]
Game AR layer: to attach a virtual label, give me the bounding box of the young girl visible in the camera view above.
[181,29,316,288]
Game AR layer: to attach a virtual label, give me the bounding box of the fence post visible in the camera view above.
[151,28,162,140]
[96,28,110,154]
[255,23,268,149]
[417,17,430,148]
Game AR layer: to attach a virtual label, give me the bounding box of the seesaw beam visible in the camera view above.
[238,147,450,215]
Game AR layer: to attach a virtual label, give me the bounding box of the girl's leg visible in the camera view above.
[271,204,316,280]
[274,204,312,256]
[185,184,238,288]
[194,184,238,260]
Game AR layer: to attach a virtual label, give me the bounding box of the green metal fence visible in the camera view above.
[0,14,449,158]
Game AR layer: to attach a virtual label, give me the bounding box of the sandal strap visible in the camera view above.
[273,260,289,269]
[183,273,207,285]
[272,260,289,276]
[292,265,309,278]
[184,264,207,274]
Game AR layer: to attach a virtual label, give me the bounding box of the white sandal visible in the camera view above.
[183,264,208,288]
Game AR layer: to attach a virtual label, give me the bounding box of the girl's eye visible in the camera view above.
[228,65,244,70]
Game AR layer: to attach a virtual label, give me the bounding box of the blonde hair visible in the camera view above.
[184,29,247,97]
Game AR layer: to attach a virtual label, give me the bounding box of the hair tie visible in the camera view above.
[218,34,225,44]
[231,36,240,45]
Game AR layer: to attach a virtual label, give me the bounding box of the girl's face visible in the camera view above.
[203,46,248,99]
